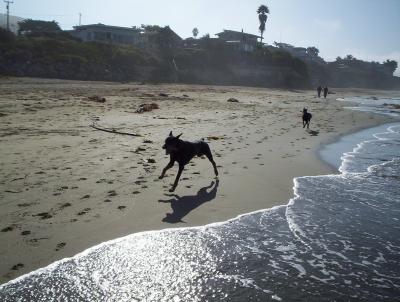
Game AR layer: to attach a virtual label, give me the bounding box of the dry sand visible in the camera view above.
[0,77,397,283]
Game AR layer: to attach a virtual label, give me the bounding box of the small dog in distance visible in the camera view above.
[302,108,312,129]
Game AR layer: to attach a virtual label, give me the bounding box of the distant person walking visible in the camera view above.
[317,85,322,98]
[323,86,328,99]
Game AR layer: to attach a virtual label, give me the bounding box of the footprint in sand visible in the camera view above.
[11,263,24,271]
[33,212,52,220]
[77,208,91,216]
[20,230,31,236]
[1,226,15,232]
[132,191,141,195]
[55,242,66,251]
[108,190,117,197]
[104,199,112,202]
[118,206,126,210]
[17,202,35,208]
[60,203,71,209]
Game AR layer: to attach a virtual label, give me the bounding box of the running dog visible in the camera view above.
[302,108,312,129]
[159,131,218,192]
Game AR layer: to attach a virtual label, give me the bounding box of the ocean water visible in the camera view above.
[337,95,400,117]
[1,98,400,301]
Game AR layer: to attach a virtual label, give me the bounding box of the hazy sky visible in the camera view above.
[4,0,400,74]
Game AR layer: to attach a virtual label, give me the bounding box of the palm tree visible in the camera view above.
[192,27,199,39]
[257,5,270,43]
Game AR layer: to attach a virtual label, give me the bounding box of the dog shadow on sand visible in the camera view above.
[159,179,219,223]
[307,129,319,136]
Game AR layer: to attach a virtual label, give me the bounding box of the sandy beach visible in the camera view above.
[0,77,397,283]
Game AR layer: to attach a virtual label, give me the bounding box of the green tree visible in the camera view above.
[18,19,61,36]
[344,54,355,61]
[192,27,199,39]
[383,59,398,75]
[306,46,319,57]
[257,4,270,44]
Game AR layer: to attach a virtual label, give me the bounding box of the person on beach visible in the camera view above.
[323,86,328,99]
[317,85,322,98]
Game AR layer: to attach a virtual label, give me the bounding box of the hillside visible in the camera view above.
[0,28,399,89]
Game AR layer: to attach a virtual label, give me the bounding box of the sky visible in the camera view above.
[3,0,400,75]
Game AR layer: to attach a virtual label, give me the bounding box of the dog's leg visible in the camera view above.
[205,148,218,177]
[169,163,184,192]
[159,160,174,179]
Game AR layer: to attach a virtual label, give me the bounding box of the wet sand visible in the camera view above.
[0,77,397,283]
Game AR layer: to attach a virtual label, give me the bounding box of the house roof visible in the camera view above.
[73,23,139,32]
[215,29,260,38]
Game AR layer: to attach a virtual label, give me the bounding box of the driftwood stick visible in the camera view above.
[90,123,142,137]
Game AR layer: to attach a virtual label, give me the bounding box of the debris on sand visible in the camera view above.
[135,103,159,113]
[207,136,224,141]
[134,146,146,153]
[383,103,400,109]
[88,95,106,103]
[227,98,239,103]
[141,93,155,97]
[159,93,169,97]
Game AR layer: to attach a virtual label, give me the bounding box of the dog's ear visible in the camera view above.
[176,133,183,139]
[169,131,173,137]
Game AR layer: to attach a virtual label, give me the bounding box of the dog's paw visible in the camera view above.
[168,187,175,192]
[158,175,163,179]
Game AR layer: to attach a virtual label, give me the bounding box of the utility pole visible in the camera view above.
[4,0,14,31]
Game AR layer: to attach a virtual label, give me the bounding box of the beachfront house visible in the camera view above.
[215,29,259,52]
[274,42,308,59]
[141,26,182,49]
[68,24,182,49]
[68,23,145,46]
[274,42,325,64]
[0,13,24,34]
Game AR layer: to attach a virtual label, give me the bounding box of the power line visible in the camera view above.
[12,12,74,17]
[4,0,13,31]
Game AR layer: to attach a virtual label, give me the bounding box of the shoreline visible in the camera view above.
[319,121,400,170]
[2,120,398,289]
[0,78,398,283]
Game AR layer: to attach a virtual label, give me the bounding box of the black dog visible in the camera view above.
[159,131,218,192]
[302,108,312,129]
